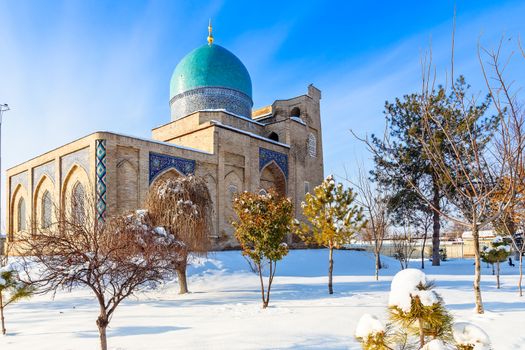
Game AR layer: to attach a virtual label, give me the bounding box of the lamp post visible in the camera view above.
[0,103,9,238]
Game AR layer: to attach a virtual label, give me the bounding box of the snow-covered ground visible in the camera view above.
[1,249,524,349]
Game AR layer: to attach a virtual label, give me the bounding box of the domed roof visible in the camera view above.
[170,44,252,100]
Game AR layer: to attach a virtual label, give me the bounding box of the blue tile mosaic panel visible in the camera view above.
[259,147,288,178]
[149,152,196,184]
[95,139,107,222]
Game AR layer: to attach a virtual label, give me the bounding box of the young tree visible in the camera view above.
[481,237,511,289]
[232,189,293,308]
[146,175,213,294]
[298,175,366,294]
[0,262,33,335]
[20,193,184,350]
[349,165,390,280]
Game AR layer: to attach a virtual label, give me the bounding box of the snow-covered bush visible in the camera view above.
[354,269,491,350]
[452,322,491,350]
[389,269,453,348]
[355,313,388,349]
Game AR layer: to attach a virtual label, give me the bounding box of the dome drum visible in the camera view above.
[170,86,253,120]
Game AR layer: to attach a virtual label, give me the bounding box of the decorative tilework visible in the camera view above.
[61,148,89,183]
[33,161,55,191]
[170,86,252,121]
[259,148,288,178]
[149,152,196,184]
[10,171,29,198]
[95,140,107,222]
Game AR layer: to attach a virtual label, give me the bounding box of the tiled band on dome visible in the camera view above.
[170,86,253,121]
[95,139,107,222]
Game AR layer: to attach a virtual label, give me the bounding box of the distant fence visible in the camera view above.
[347,238,498,260]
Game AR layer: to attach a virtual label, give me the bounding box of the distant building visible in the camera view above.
[6,26,324,251]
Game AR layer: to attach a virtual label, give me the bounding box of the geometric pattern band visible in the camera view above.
[95,139,107,222]
[259,147,288,178]
[149,152,196,184]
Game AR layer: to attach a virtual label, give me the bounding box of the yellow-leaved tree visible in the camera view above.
[297,175,366,294]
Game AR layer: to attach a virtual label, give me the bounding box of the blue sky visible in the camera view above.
[1,0,525,228]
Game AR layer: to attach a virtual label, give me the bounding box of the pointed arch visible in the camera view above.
[260,161,286,195]
[10,183,29,240]
[62,164,90,221]
[34,175,55,231]
[150,168,183,189]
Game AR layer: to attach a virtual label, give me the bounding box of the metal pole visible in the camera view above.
[0,104,9,238]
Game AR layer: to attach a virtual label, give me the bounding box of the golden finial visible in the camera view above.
[207,19,214,45]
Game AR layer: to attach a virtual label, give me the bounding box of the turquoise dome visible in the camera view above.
[170,44,252,100]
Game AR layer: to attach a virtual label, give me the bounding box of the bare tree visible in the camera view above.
[146,175,213,294]
[19,191,183,350]
[391,223,418,270]
[347,165,390,280]
[480,38,525,297]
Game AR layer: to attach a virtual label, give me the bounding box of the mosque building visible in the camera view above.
[5,25,324,250]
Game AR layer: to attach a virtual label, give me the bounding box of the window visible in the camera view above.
[307,133,317,157]
[72,182,85,223]
[268,132,279,142]
[41,190,52,229]
[304,181,310,195]
[290,107,301,118]
[228,184,238,202]
[258,189,268,196]
[17,198,26,232]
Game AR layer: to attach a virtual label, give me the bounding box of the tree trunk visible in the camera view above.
[431,181,441,266]
[374,250,380,281]
[472,225,484,314]
[421,228,428,269]
[0,293,6,335]
[491,263,495,275]
[257,263,267,308]
[518,253,523,297]
[96,312,109,350]
[496,261,500,289]
[177,268,188,294]
[328,246,334,294]
[418,318,425,348]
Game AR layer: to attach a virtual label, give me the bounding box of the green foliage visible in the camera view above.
[232,189,292,263]
[232,189,293,308]
[389,282,454,346]
[0,264,34,334]
[0,266,33,306]
[298,175,365,248]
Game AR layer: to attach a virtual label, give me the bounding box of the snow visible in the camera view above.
[388,268,429,312]
[290,116,306,125]
[210,120,290,148]
[452,322,491,349]
[420,339,453,350]
[355,313,384,338]
[0,249,522,349]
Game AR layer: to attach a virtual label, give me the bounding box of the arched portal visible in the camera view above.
[150,168,182,189]
[260,162,286,195]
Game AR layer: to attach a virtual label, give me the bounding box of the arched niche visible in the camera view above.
[260,161,286,196]
[34,175,56,231]
[10,184,29,240]
[62,164,90,221]
[224,170,243,224]
[150,168,183,189]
